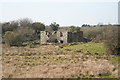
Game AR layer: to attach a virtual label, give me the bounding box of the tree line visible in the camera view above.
[1,18,61,46]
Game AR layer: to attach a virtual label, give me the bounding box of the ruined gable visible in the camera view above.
[40,31,84,44]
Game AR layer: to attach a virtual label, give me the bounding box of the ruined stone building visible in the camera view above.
[40,31,84,44]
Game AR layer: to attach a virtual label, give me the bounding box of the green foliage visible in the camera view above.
[107,55,119,65]
[68,26,81,33]
[50,22,59,31]
[81,26,119,55]
[3,31,24,46]
[2,18,43,43]
[9,21,19,30]
[81,27,103,41]
[2,21,19,34]
[2,22,11,34]
[98,72,115,78]
[2,18,32,34]
[2,18,119,55]
[104,26,119,55]
[32,22,45,34]
[16,27,36,41]
[82,24,90,27]
[60,42,106,55]
[59,42,119,65]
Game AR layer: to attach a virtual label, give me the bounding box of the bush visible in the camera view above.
[32,22,45,34]
[81,26,120,55]
[3,31,24,46]
[68,26,81,33]
[104,26,119,55]
[50,22,59,31]
[81,27,103,41]
[16,27,36,41]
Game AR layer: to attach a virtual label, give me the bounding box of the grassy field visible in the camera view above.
[60,42,106,55]
[59,42,118,66]
[2,42,119,78]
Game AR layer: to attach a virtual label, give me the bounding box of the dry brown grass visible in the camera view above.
[2,44,118,78]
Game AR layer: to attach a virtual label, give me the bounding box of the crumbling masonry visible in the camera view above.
[40,31,85,44]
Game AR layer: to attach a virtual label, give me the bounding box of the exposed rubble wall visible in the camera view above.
[40,31,84,44]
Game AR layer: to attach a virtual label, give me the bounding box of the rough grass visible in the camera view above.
[60,42,106,55]
[2,42,119,78]
[98,72,115,78]
[59,42,119,66]
[107,55,119,66]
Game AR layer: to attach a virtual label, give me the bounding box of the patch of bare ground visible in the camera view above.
[2,45,118,78]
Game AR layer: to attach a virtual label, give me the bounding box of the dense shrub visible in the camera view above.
[32,22,45,34]
[81,27,103,41]
[3,31,24,46]
[2,22,10,34]
[104,26,119,55]
[50,22,59,31]
[16,27,36,41]
[68,26,81,33]
[81,26,120,55]
[81,24,90,27]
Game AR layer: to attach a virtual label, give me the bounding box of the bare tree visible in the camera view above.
[18,18,32,27]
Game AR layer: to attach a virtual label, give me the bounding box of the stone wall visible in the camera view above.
[57,31,68,43]
[40,31,49,44]
[67,31,84,43]
[40,31,84,44]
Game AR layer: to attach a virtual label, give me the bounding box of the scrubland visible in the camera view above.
[2,42,119,78]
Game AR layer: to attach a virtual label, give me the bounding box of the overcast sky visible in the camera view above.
[0,0,119,26]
